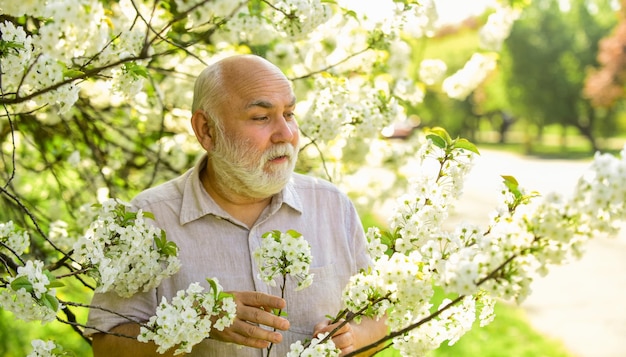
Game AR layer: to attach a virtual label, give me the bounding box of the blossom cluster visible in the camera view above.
[253,230,314,291]
[419,59,448,86]
[1,0,106,113]
[0,220,30,256]
[174,0,242,29]
[0,260,61,324]
[479,5,521,51]
[27,339,60,357]
[138,280,236,355]
[303,76,398,141]
[443,53,498,101]
[287,332,341,357]
[72,199,181,298]
[340,131,626,355]
[272,0,333,40]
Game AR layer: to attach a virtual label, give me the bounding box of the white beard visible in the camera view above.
[209,130,298,199]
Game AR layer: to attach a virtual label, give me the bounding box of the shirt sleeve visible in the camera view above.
[345,193,373,273]
[84,288,158,337]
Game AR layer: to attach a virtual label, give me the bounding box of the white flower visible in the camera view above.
[479,5,521,51]
[0,260,61,324]
[16,260,50,299]
[0,221,30,256]
[72,199,181,298]
[393,78,425,105]
[365,226,388,260]
[254,230,313,291]
[138,280,236,355]
[419,59,447,86]
[27,339,58,357]
[287,332,340,357]
[442,53,497,101]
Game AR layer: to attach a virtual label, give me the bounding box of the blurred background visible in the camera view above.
[2,0,626,356]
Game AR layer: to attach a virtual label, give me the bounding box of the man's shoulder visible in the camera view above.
[291,172,344,195]
[131,170,189,208]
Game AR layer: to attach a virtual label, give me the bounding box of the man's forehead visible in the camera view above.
[245,96,297,110]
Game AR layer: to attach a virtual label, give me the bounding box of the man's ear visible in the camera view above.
[191,110,215,151]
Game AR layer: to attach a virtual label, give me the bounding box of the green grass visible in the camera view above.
[429,301,573,357]
[473,124,625,160]
[477,141,600,160]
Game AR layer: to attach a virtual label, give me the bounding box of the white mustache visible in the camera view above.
[263,144,296,161]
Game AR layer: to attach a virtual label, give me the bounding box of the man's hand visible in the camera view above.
[313,319,356,355]
[210,291,290,349]
[314,315,388,357]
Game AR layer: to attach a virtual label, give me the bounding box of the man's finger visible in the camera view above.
[210,319,283,348]
[237,306,290,331]
[237,291,286,310]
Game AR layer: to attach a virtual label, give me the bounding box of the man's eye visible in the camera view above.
[284,113,296,120]
[253,116,269,121]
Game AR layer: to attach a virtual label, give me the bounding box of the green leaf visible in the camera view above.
[143,211,155,220]
[263,230,281,239]
[124,62,149,78]
[123,211,136,223]
[272,308,287,317]
[380,229,395,245]
[453,138,480,155]
[501,175,522,199]
[218,291,233,301]
[428,127,453,144]
[154,232,178,257]
[285,229,302,238]
[10,276,33,292]
[207,278,221,300]
[47,281,65,289]
[154,235,164,250]
[501,175,519,188]
[0,40,25,57]
[161,241,178,257]
[40,293,60,312]
[63,69,85,79]
[426,134,446,149]
[158,0,171,11]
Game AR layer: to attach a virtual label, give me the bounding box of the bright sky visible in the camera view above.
[436,0,499,24]
[342,0,500,27]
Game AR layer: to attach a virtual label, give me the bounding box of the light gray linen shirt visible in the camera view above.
[86,156,371,356]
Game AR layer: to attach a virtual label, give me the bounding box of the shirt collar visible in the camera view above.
[179,154,303,225]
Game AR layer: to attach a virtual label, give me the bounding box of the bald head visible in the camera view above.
[191,55,293,119]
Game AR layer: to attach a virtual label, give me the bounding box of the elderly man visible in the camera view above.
[87,54,386,356]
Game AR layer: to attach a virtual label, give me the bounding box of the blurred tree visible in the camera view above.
[409,19,486,138]
[584,0,626,108]
[501,0,618,152]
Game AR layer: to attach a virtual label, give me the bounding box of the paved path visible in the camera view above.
[447,149,626,357]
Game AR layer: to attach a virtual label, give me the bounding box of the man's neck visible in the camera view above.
[200,166,272,228]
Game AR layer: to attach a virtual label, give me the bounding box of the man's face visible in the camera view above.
[208,64,300,198]
[210,122,298,198]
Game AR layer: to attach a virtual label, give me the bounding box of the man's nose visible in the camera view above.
[271,116,297,143]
